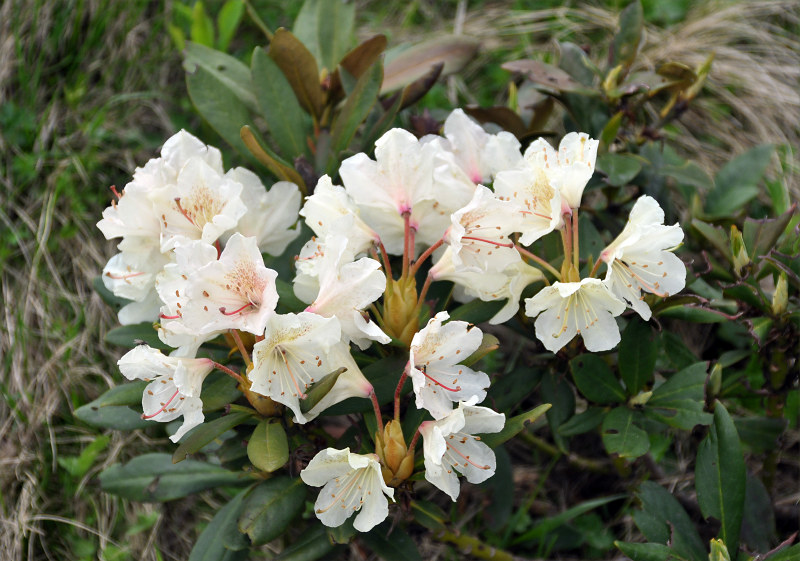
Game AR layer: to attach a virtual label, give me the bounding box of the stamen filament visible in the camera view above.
[105,271,145,280]
[445,441,490,469]
[461,236,514,248]
[142,388,180,419]
[174,197,197,226]
[278,348,307,399]
[159,312,182,320]
[420,366,461,392]
[219,303,253,316]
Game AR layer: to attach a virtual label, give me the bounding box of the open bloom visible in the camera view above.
[102,242,171,325]
[600,196,686,320]
[494,163,563,245]
[419,402,505,501]
[409,312,490,419]
[249,312,343,423]
[525,278,626,352]
[300,448,394,532]
[117,345,214,442]
[524,132,598,210]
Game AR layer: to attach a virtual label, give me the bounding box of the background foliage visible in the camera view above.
[1,0,798,560]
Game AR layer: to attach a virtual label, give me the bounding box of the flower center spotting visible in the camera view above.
[219,260,267,315]
[445,432,491,470]
[175,183,225,231]
[315,466,373,515]
[554,289,600,338]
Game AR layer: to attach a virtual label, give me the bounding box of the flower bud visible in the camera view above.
[730,225,750,277]
[772,273,788,317]
[382,276,420,346]
[375,420,414,486]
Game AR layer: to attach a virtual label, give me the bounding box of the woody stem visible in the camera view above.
[394,365,410,421]
[230,329,252,368]
[370,391,384,434]
[211,361,246,385]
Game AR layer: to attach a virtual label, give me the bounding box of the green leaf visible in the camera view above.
[361,521,422,561]
[58,435,111,478]
[649,362,707,404]
[189,488,250,561]
[541,370,575,452]
[743,204,798,259]
[186,63,254,155]
[247,419,289,472]
[600,112,623,147]
[251,46,311,159]
[601,407,650,458]
[614,541,672,561]
[691,219,732,262]
[173,410,253,463]
[293,0,355,72]
[741,474,776,553]
[734,416,787,453]
[643,398,712,430]
[92,276,128,309]
[657,305,735,324]
[611,0,643,68]
[329,59,382,163]
[557,407,605,437]
[240,125,306,187]
[105,323,168,350]
[619,318,657,395]
[238,477,306,545]
[216,0,244,52]
[696,401,746,554]
[513,495,625,544]
[635,481,706,561]
[447,298,504,323]
[765,544,800,561]
[269,28,323,119]
[707,144,775,217]
[183,42,257,111]
[74,382,152,431]
[482,404,551,448]
[300,367,347,413]
[461,333,499,368]
[597,153,642,187]
[276,277,307,313]
[570,354,626,404]
[190,2,215,48]
[410,500,448,532]
[275,524,337,561]
[201,371,242,413]
[99,453,247,501]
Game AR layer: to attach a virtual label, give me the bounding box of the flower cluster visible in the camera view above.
[99,109,686,532]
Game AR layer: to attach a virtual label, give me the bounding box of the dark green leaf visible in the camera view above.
[513,495,625,544]
[247,419,289,472]
[186,64,254,155]
[741,473,776,553]
[329,59,382,161]
[189,488,250,561]
[765,544,800,561]
[601,407,649,458]
[410,500,448,532]
[614,541,672,561]
[559,42,597,86]
[216,0,244,52]
[173,410,253,463]
[570,354,626,404]
[183,42,256,111]
[643,398,712,430]
[238,477,306,545]
[707,144,774,217]
[619,319,657,395]
[105,323,167,350]
[251,46,311,159]
[558,407,605,437]
[662,161,714,191]
[743,204,798,259]
[635,481,706,561]
[293,0,355,72]
[201,371,242,413]
[361,521,422,561]
[100,453,247,501]
[657,305,735,323]
[691,219,732,262]
[542,371,575,452]
[600,112,623,147]
[597,153,642,187]
[275,524,336,561]
[74,382,152,430]
[649,362,707,404]
[611,0,643,68]
[320,355,406,415]
[734,416,786,453]
[447,298,504,323]
[482,404,551,448]
[300,367,347,414]
[268,28,323,119]
[696,401,746,553]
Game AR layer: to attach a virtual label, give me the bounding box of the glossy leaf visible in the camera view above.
[649,362,707,404]
[570,354,626,404]
[644,398,712,430]
[251,46,311,159]
[293,0,355,72]
[447,298,504,324]
[601,407,649,458]
[247,419,289,472]
[696,401,746,553]
[74,382,151,431]
[619,318,657,395]
[268,28,323,119]
[361,521,422,561]
[634,481,706,561]
[99,453,247,501]
[741,473,776,553]
[172,409,253,463]
[275,525,336,561]
[482,403,551,448]
[188,488,250,561]
[201,372,242,413]
[238,477,306,545]
[557,407,605,437]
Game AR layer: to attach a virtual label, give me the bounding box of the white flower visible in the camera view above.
[117,344,214,442]
[179,234,279,336]
[304,235,390,349]
[445,185,522,273]
[494,163,563,245]
[149,157,247,252]
[524,132,598,210]
[409,312,490,419]
[301,175,378,256]
[225,167,302,256]
[250,312,343,424]
[524,278,626,353]
[419,402,505,501]
[600,196,686,320]
[300,448,394,532]
[302,346,375,421]
[102,243,171,324]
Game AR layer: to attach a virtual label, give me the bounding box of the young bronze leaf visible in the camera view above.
[328,35,388,104]
[268,28,323,120]
[240,125,306,191]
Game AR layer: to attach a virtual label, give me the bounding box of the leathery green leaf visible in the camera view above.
[482,403,551,448]
[238,477,306,545]
[247,419,289,472]
[601,407,649,459]
[570,354,626,404]
[173,409,253,463]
